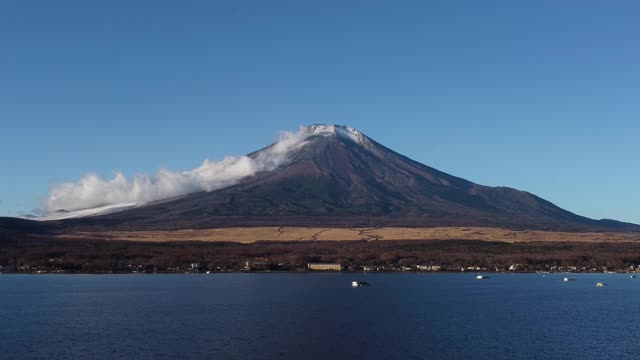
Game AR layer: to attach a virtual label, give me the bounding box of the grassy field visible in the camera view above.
[58,226,640,243]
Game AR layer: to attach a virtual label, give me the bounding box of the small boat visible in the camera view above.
[563,277,576,282]
[476,275,490,280]
[596,282,605,287]
[630,275,636,279]
[352,281,369,287]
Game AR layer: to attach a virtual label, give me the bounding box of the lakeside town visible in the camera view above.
[2,258,640,275]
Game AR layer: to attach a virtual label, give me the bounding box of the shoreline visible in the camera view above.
[2,270,638,275]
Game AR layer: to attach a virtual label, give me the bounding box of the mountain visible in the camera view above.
[34,124,638,232]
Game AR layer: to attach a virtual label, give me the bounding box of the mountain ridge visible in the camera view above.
[23,124,637,233]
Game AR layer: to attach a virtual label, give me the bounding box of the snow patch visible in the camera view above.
[306,124,366,144]
[36,203,139,220]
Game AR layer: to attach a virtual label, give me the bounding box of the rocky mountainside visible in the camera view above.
[38,124,638,232]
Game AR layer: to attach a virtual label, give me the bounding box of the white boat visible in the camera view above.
[352,281,369,287]
[630,275,636,279]
[563,277,576,282]
[596,282,605,287]
[476,275,489,280]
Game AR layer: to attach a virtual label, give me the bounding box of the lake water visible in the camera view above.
[1,273,639,360]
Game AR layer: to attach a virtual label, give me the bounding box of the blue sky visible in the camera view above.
[1,0,639,223]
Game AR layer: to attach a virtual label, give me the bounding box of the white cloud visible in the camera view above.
[45,126,312,212]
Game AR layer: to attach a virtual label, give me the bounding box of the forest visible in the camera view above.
[2,232,640,273]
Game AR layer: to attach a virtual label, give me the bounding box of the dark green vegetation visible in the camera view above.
[2,233,640,273]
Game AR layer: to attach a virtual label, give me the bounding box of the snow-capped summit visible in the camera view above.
[304,124,367,145]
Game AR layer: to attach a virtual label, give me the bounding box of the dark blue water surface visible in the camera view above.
[1,273,639,360]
